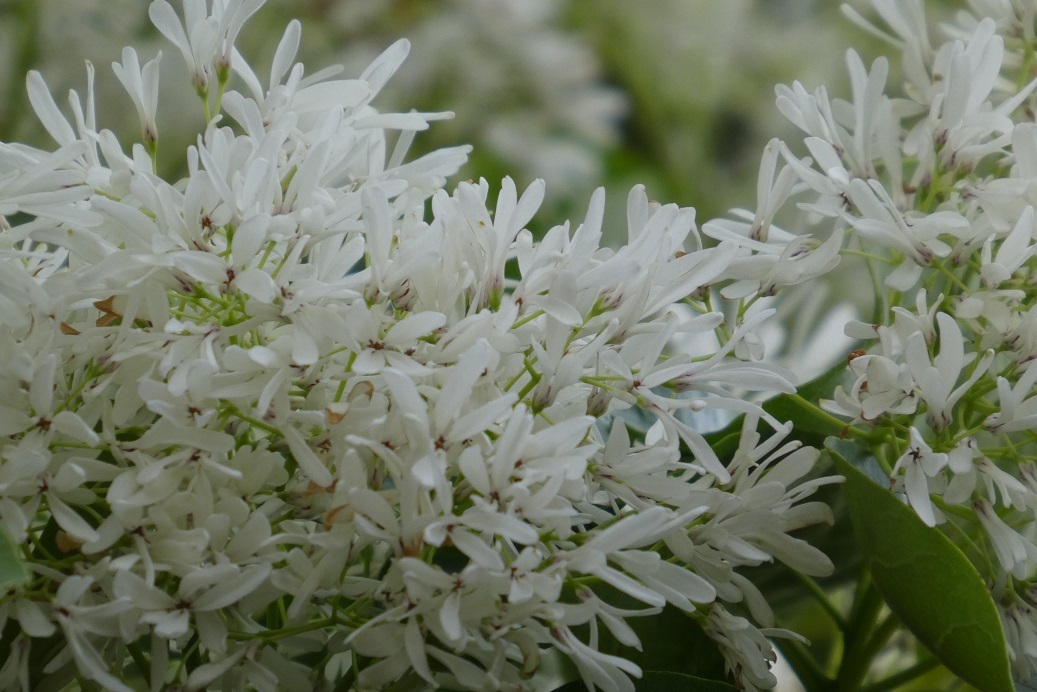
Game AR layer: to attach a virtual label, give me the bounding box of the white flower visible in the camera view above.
[149,0,264,94]
[679,415,837,578]
[981,205,1037,287]
[111,47,162,148]
[986,359,1037,433]
[52,576,135,692]
[890,427,948,527]
[703,604,780,692]
[822,351,918,423]
[905,311,994,431]
[846,178,970,290]
[974,497,1037,578]
[558,507,707,608]
[717,228,845,299]
[927,18,1037,173]
[1001,599,1037,681]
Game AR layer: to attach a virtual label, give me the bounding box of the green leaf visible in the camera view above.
[0,525,29,589]
[762,358,851,445]
[827,438,1014,692]
[544,582,729,689]
[636,672,737,692]
[704,357,851,461]
[590,586,726,682]
[551,671,737,692]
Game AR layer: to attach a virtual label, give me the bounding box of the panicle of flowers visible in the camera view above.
[703,0,1037,679]
[0,1,836,690]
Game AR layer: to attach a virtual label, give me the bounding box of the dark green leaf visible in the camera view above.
[551,671,737,692]
[0,525,28,589]
[761,358,851,445]
[704,357,851,461]
[827,438,1013,692]
[590,584,726,682]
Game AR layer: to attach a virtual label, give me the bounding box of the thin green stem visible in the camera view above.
[861,247,888,326]
[333,661,358,692]
[228,408,281,436]
[127,642,151,687]
[773,636,830,692]
[861,654,942,692]
[792,572,848,631]
[225,616,337,642]
[857,612,901,674]
[834,573,890,691]
[511,308,546,330]
[785,393,872,442]
[201,87,212,123]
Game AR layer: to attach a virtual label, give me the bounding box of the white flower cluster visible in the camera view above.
[0,2,835,690]
[703,0,1037,679]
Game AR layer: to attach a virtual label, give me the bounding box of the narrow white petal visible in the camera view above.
[191,564,271,611]
[281,425,333,487]
[26,71,76,145]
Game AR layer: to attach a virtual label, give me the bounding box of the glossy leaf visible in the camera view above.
[762,358,850,444]
[704,357,850,461]
[0,525,28,589]
[827,438,1013,692]
[551,671,737,692]
[587,583,727,682]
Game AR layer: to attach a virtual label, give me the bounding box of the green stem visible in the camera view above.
[229,409,281,436]
[858,612,900,672]
[861,654,941,692]
[834,572,889,691]
[333,659,358,692]
[225,616,337,642]
[511,308,545,330]
[792,572,848,631]
[773,636,830,692]
[859,244,888,326]
[77,677,105,691]
[127,641,151,687]
[785,393,871,442]
[147,138,159,176]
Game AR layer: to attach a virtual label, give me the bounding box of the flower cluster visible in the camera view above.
[0,1,836,690]
[702,0,1037,679]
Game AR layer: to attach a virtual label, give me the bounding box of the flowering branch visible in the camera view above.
[0,2,840,691]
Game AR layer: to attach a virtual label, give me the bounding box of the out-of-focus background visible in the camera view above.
[0,0,906,239]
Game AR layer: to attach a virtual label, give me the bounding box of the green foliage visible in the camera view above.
[828,439,1013,692]
[705,357,851,462]
[596,604,727,682]
[551,670,737,692]
[563,581,729,686]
